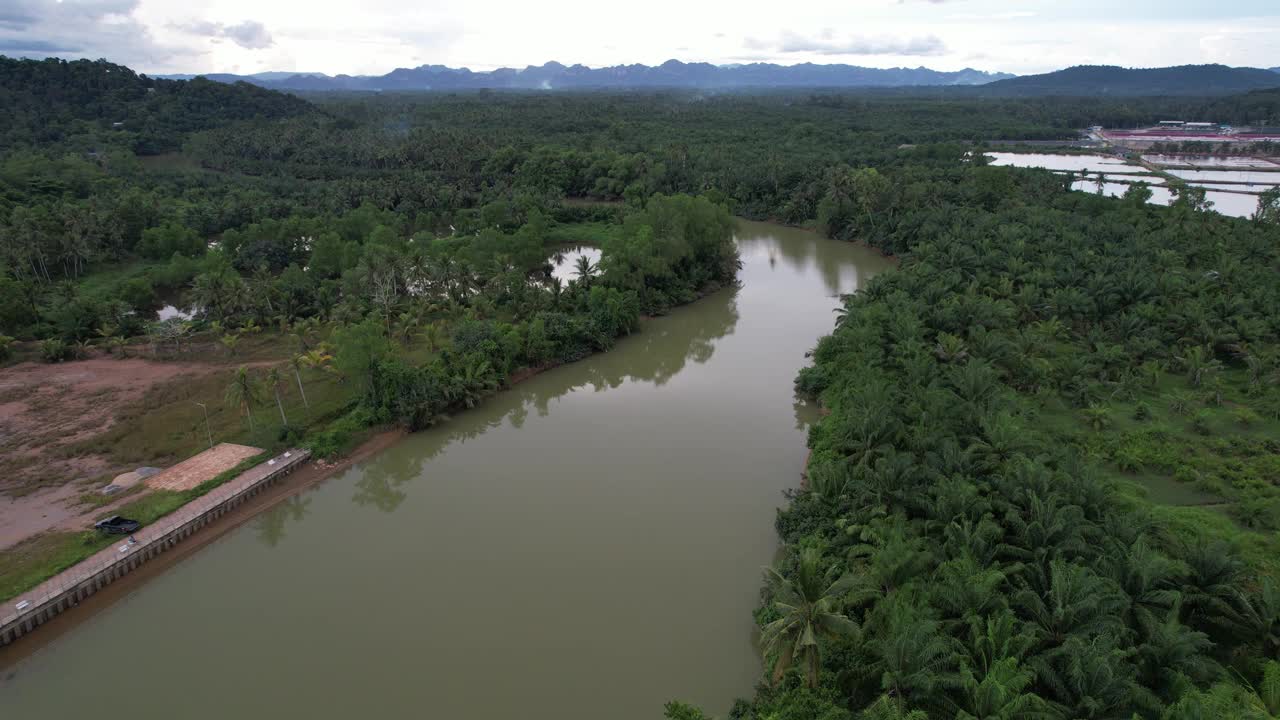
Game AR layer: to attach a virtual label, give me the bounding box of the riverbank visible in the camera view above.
[0,220,897,719]
[0,430,399,668]
[0,274,721,660]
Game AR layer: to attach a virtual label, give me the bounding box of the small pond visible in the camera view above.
[986,152,1146,174]
[546,246,603,285]
[1165,169,1280,185]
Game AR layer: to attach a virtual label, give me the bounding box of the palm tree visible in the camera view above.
[934,332,970,363]
[760,546,863,689]
[573,254,598,285]
[393,311,420,345]
[266,367,288,425]
[288,354,310,409]
[1231,577,1280,660]
[300,347,334,374]
[421,322,446,354]
[952,657,1050,720]
[1162,662,1280,719]
[220,333,239,357]
[296,316,326,349]
[106,335,126,357]
[1177,539,1244,639]
[1081,404,1112,431]
[1015,560,1128,647]
[95,323,117,349]
[224,366,263,432]
[806,461,852,502]
[450,357,499,409]
[871,595,963,711]
[1178,345,1222,388]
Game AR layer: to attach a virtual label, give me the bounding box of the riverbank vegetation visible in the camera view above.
[727,160,1280,719]
[3,56,1280,716]
[0,57,740,601]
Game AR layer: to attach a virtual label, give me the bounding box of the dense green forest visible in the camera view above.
[3,56,1280,718]
[714,166,1280,720]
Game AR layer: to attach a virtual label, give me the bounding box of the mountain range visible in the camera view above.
[158,60,1014,90]
[973,64,1280,97]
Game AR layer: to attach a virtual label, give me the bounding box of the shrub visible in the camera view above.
[40,337,72,363]
[277,423,305,445]
[0,334,13,362]
[1231,407,1261,427]
[306,407,374,459]
[1132,402,1151,421]
[1114,446,1143,474]
[1168,391,1196,415]
[1191,410,1213,436]
[115,277,157,312]
[138,222,204,259]
[1082,404,1113,431]
[1173,466,1200,484]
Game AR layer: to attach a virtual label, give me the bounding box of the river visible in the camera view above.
[0,221,892,718]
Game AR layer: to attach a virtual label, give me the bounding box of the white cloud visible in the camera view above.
[171,19,274,50]
[0,0,200,69]
[753,29,947,57]
[2,0,1278,76]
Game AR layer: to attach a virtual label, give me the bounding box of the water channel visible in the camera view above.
[0,221,893,718]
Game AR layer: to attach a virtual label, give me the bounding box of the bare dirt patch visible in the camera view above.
[0,485,84,550]
[0,357,249,549]
[145,443,262,492]
[0,358,215,495]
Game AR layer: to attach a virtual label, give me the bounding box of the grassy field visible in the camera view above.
[546,220,619,247]
[1033,367,1280,574]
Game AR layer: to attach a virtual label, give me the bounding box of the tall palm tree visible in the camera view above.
[760,546,863,689]
[266,366,288,425]
[288,354,309,409]
[224,366,263,432]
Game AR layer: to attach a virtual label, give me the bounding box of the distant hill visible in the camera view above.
[161,71,327,82]
[976,64,1280,97]
[0,56,312,152]
[161,60,1015,91]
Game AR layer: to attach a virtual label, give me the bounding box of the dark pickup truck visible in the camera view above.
[94,516,141,534]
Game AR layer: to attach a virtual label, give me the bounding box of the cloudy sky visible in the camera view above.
[1,0,1277,76]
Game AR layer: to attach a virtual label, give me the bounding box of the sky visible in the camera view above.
[0,0,1277,77]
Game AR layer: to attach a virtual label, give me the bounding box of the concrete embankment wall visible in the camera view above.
[0,450,311,647]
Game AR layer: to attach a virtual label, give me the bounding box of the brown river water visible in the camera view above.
[0,221,892,718]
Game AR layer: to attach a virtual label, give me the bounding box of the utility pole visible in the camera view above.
[194,402,213,449]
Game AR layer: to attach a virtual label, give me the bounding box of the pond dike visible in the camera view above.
[0,450,311,647]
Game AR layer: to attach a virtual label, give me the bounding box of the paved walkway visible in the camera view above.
[146,443,262,491]
[1,450,309,633]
